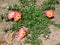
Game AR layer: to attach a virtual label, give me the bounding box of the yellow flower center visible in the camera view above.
[16,13,21,19]
[22,32,26,36]
[48,13,52,17]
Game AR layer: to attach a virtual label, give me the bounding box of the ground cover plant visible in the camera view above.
[7,0,60,45]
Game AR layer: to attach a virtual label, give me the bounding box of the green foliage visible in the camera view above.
[9,0,60,45]
[41,0,59,10]
[19,0,36,6]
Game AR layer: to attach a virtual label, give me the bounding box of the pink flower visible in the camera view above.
[14,11,22,21]
[18,27,27,40]
[45,9,54,18]
[8,10,15,19]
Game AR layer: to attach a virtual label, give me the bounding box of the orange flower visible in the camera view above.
[18,27,27,40]
[45,9,54,18]
[14,11,22,21]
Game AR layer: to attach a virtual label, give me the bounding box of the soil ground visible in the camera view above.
[0,0,60,45]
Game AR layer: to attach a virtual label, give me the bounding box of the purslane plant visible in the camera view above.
[8,0,60,45]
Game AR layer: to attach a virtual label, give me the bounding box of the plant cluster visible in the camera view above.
[8,0,60,45]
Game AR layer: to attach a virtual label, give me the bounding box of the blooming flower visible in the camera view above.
[18,27,27,40]
[14,11,22,21]
[45,9,54,18]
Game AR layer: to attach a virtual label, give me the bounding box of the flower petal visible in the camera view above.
[8,10,15,19]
